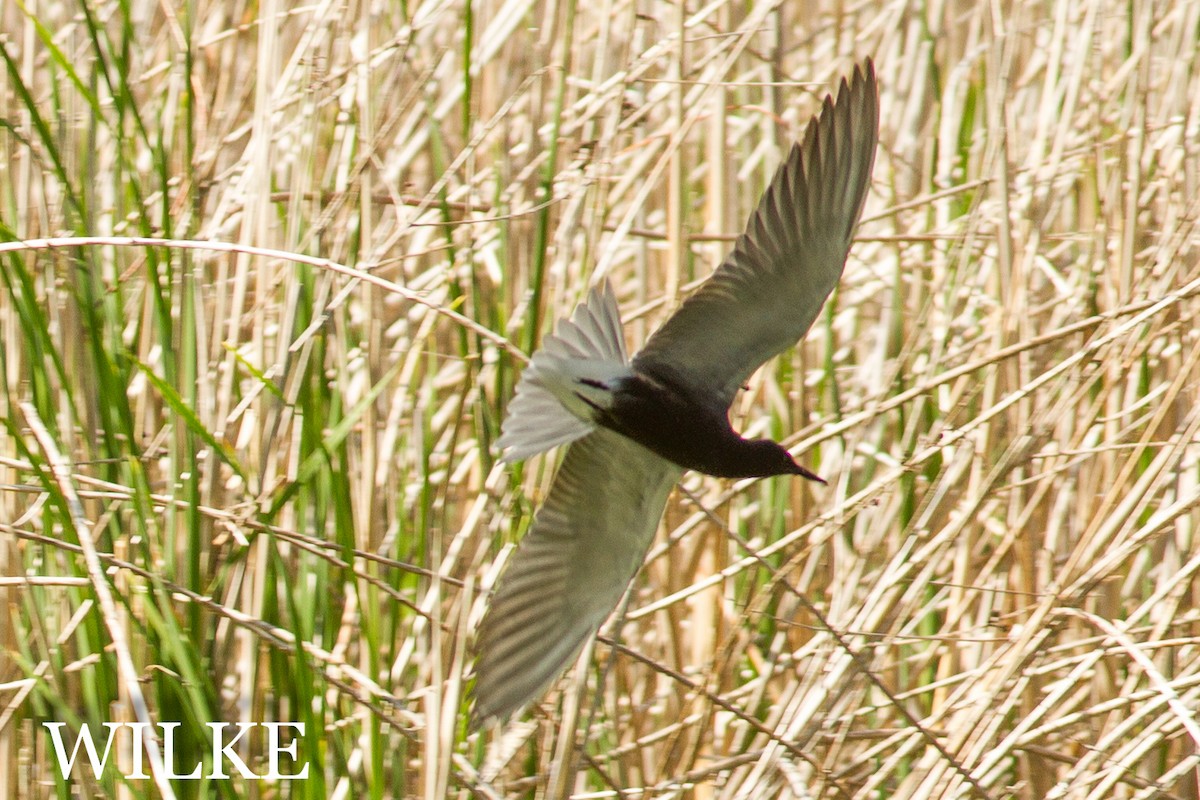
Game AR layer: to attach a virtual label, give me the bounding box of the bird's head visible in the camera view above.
[743,439,826,483]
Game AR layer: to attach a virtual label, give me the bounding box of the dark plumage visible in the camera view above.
[585,363,824,481]
[474,59,880,726]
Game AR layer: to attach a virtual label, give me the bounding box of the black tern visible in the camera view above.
[473,59,879,725]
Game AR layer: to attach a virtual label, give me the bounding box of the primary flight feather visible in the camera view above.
[474,59,880,725]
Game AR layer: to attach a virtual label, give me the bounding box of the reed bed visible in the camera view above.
[1,0,1198,797]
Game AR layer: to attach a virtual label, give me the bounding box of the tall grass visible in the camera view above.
[1,0,1198,797]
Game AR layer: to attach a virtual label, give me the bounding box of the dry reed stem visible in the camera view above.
[1,0,1199,797]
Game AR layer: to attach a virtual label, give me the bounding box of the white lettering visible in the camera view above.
[206,722,256,779]
[263,723,308,779]
[160,722,202,779]
[43,720,310,780]
[124,722,151,779]
[43,722,121,780]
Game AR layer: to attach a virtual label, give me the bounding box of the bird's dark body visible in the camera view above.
[585,364,821,481]
[475,59,876,724]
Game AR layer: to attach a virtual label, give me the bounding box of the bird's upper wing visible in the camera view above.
[631,60,879,406]
[472,427,682,725]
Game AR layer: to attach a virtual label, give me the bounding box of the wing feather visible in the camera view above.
[631,60,879,405]
[475,60,879,724]
[472,428,682,725]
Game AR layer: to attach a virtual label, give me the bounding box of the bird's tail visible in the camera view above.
[497,282,629,462]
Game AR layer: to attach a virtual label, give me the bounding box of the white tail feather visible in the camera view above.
[497,282,629,462]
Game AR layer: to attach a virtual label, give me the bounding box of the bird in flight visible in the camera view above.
[473,59,879,726]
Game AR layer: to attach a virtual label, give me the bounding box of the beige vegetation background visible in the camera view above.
[1,0,1199,797]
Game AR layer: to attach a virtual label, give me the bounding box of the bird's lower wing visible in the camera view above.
[472,428,683,725]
